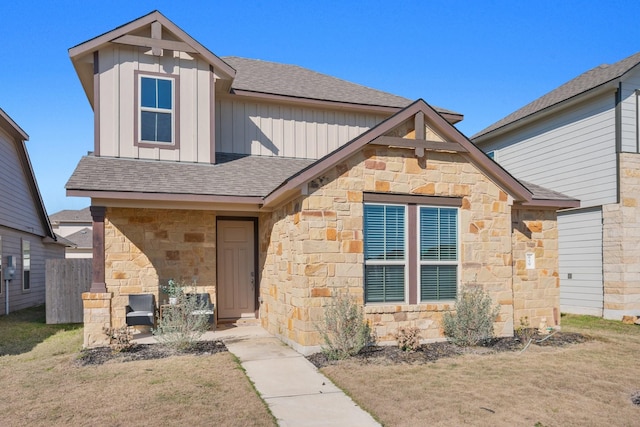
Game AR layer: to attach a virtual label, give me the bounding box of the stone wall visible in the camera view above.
[602,153,640,318]
[259,146,526,353]
[511,208,560,330]
[104,207,216,328]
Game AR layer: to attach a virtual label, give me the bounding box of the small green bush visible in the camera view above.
[318,293,374,360]
[442,287,500,346]
[153,292,210,350]
[395,326,421,352]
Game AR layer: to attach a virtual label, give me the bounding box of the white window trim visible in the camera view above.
[138,74,175,145]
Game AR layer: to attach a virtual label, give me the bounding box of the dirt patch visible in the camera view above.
[307,331,589,368]
[76,340,228,366]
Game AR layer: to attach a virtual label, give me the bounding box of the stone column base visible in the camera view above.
[82,292,112,348]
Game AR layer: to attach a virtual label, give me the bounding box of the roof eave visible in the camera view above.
[67,189,264,207]
[474,80,618,145]
[517,199,581,209]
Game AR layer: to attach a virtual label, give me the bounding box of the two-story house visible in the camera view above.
[68,11,578,352]
[473,51,640,320]
[0,108,65,315]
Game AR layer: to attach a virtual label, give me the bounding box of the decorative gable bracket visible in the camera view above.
[372,113,468,156]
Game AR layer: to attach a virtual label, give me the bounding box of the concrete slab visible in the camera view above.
[224,333,380,426]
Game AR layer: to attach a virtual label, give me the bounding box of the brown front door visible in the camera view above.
[217,220,255,319]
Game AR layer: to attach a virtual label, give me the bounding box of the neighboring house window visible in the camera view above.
[139,75,174,144]
[22,239,30,291]
[486,151,495,160]
[364,204,406,303]
[364,201,459,304]
[419,207,458,301]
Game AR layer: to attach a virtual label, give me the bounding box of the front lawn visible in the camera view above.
[320,314,640,426]
[0,306,275,427]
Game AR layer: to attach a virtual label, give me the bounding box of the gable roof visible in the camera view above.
[0,108,56,240]
[69,11,463,122]
[473,51,640,141]
[50,207,92,223]
[223,56,460,118]
[264,99,579,209]
[69,10,236,107]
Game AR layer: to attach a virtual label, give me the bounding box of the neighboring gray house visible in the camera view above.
[50,207,93,258]
[0,108,65,315]
[473,51,640,320]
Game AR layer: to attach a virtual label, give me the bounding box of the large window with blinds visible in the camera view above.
[364,204,406,303]
[419,207,458,301]
[364,202,458,304]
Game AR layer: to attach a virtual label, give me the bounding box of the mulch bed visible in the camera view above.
[76,340,228,366]
[306,331,589,368]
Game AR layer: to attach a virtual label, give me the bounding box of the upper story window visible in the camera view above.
[140,76,173,143]
[135,72,179,148]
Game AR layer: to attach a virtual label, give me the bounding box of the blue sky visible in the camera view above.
[1,0,639,215]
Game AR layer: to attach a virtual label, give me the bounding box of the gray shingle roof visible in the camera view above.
[520,180,578,202]
[50,207,92,223]
[66,154,315,198]
[473,51,640,139]
[65,227,93,248]
[223,56,460,116]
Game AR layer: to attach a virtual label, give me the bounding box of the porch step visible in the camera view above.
[218,318,260,328]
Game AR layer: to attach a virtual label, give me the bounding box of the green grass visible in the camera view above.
[561,313,639,336]
[0,305,82,356]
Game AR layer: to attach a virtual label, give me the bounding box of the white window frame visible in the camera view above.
[22,239,30,292]
[417,206,459,302]
[138,74,175,145]
[363,203,409,304]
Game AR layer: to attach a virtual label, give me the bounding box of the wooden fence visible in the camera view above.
[46,258,92,324]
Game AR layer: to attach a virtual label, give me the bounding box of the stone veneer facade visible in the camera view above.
[104,207,217,328]
[259,145,561,354]
[602,153,640,318]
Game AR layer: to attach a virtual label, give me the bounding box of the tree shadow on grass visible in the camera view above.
[0,305,82,356]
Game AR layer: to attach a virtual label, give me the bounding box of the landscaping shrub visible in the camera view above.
[103,325,133,352]
[153,292,210,350]
[395,326,421,352]
[318,293,374,360]
[442,287,500,346]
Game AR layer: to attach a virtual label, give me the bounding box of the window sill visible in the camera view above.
[364,301,456,313]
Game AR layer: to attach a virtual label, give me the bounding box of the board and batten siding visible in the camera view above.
[97,45,213,163]
[558,208,604,316]
[619,67,640,153]
[215,98,388,159]
[0,128,44,236]
[483,92,617,208]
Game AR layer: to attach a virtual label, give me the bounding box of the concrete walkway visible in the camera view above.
[134,325,380,426]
